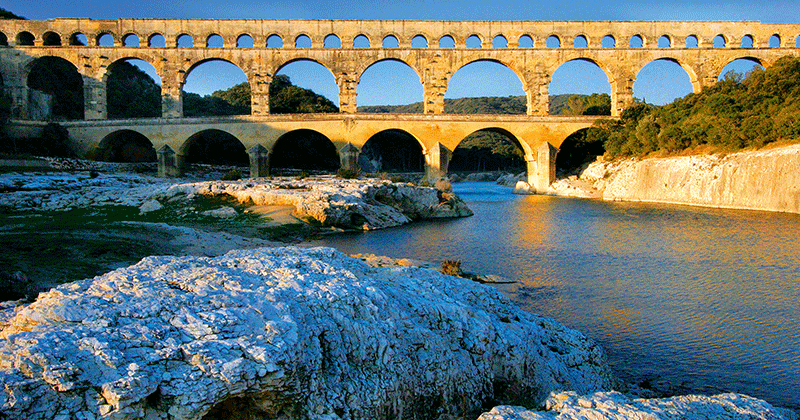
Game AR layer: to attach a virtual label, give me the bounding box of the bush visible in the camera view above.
[221,169,242,181]
[440,260,463,277]
[336,167,361,179]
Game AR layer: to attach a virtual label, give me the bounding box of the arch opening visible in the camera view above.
[148,34,165,47]
[466,35,481,48]
[16,31,34,46]
[713,35,726,48]
[492,35,507,49]
[382,35,399,48]
[0,32,7,46]
[295,34,312,48]
[439,35,455,49]
[602,35,615,48]
[546,35,561,48]
[271,60,339,114]
[357,59,422,113]
[93,130,156,163]
[685,35,699,48]
[106,59,162,119]
[270,129,340,173]
[359,130,424,173]
[741,35,754,48]
[412,35,428,48]
[97,33,115,47]
[796,35,800,48]
[237,34,253,48]
[549,59,611,115]
[769,34,781,48]
[122,34,140,47]
[573,35,588,48]
[267,34,283,48]
[181,129,248,167]
[658,35,671,48]
[353,34,370,48]
[629,35,643,48]
[207,34,224,48]
[450,129,525,174]
[177,34,193,47]
[183,59,250,117]
[444,60,526,114]
[27,56,84,120]
[69,33,88,46]
[633,59,693,105]
[324,34,341,48]
[555,127,606,176]
[518,35,533,48]
[42,32,61,46]
[718,58,764,81]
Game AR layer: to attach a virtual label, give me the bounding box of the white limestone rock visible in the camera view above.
[478,391,797,420]
[0,247,612,420]
[201,206,237,219]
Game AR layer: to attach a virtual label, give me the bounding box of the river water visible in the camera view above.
[311,182,800,411]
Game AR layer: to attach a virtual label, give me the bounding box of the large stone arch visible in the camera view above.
[359,129,425,173]
[181,57,250,87]
[549,57,615,92]
[450,127,527,173]
[456,127,531,158]
[93,129,156,162]
[269,128,340,172]
[179,128,248,166]
[634,56,701,93]
[101,56,163,83]
[271,57,338,83]
[356,57,423,84]
[25,55,85,120]
[446,58,528,94]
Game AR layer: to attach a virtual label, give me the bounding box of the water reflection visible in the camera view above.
[312,182,800,411]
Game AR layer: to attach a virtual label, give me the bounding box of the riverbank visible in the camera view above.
[520,144,800,214]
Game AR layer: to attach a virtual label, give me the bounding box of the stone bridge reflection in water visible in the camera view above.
[311,182,800,412]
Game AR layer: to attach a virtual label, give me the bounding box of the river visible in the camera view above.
[311,181,800,411]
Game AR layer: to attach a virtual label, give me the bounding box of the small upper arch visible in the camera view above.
[713,34,727,48]
[629,34,644,48]
[122,33,140,47]
[769,34,781,48]
[324,34,341,49]
[382,34,400,48]
[295,34,312,48]
[518,34,533,48]
[236,33,254,48]
[685,35,699,48]
[353,34,370,48]
[96,32,116,47]
[266,34,284,48]
[206,34,224,48]
[42,31,62,46]
[177,34,194,47]
[411,34,428,48]
[546,34,561,48]
[16,31,35,46]
[658,35,671,48]
[740,34,754,48]
[602,35,616,48]
[573,34,588,48]
[439,34,456,49]
[492,34,508,48]
[148,33,166,47]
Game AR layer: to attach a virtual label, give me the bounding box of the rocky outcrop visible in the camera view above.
[478,391,798,420]
[518,144,800,214]
[0,247,613,420]
[0,173,472,230]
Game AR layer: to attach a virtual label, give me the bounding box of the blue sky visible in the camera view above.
[4,0,792,106]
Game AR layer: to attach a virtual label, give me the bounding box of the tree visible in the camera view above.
[0,7,25,19]
[106,61,161,119]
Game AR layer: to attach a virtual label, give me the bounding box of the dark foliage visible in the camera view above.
[360,130,424,172]
[597,56,800,157]
[269,75,338,114]
[357,94,609,116]
[450,131,525,173]
[107,61,161,119]
[27,57,84,120]
[0,7,25,19]
[183,130,248,165]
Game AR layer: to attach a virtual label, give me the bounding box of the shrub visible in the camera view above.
[336,167,361,179]
[440,260,463,277]
[221,169,242,181]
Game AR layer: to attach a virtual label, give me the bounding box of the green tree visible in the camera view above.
[0,7,25,19]
[107,61,161,119]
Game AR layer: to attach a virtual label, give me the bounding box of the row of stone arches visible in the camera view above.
[93,127,536,174]
[5,28,800,50]
[19,51,766,121]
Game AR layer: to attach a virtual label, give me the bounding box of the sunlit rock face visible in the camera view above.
[0,247,612,420]
[478,391,797,420]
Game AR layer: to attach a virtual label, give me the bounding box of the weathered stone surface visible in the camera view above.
[548,145,800,214]
[0,247,614,419]
[0,173,472,230]
[478,391,798,420]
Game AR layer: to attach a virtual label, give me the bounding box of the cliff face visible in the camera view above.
[573,144,800,214]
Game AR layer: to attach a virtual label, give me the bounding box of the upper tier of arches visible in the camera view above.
[2,19,800,50]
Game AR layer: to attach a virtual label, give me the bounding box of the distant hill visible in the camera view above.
[0,7,25,19]
[357,94,607,115]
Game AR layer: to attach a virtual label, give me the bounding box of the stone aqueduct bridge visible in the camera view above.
[2,19,800,187]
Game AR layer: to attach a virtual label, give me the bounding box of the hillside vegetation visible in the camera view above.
[358,93,610,116]
[592,56,800,158]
